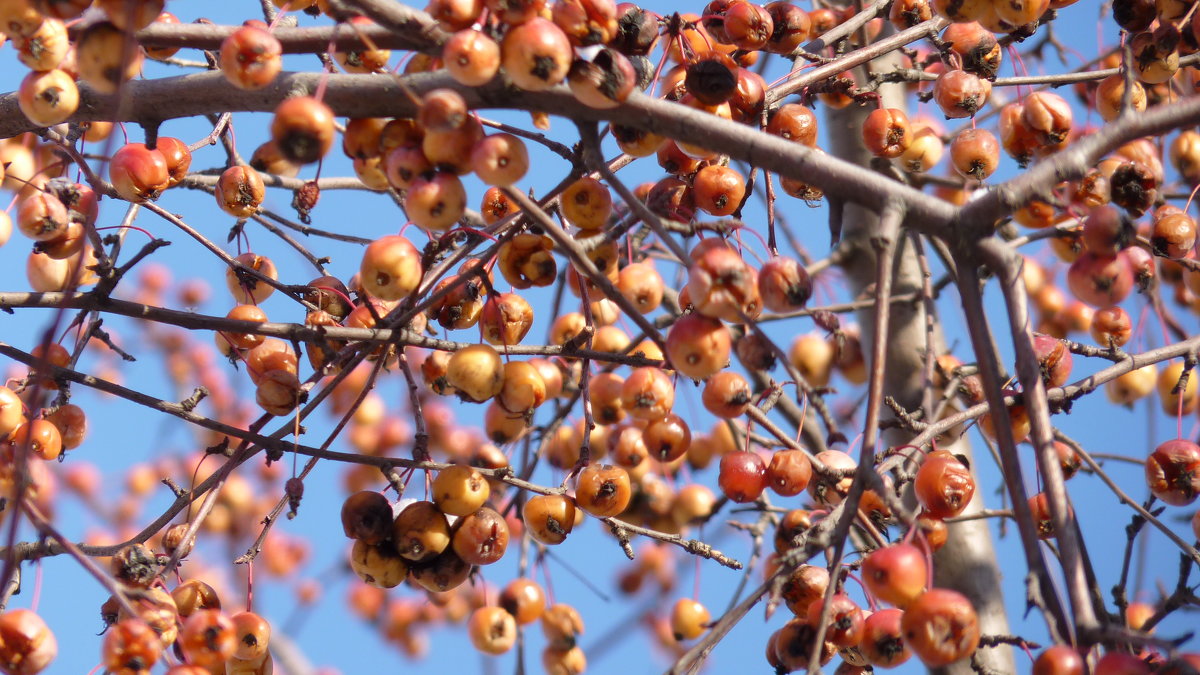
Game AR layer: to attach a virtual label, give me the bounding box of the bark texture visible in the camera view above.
[824,60,1015,674]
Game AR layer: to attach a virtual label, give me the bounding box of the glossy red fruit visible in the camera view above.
[914,450,975,518]
[109,144,170,203]
[862,543,928,608]
[1093,652,1151,675]
[1033,645,1084,675]
[718,450,767,503]
[860,608,911,667]
[806,593,864,647]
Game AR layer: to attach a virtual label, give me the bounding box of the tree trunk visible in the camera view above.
[824,59,1015,674]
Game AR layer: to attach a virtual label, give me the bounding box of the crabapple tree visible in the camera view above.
[0,0,1197,674]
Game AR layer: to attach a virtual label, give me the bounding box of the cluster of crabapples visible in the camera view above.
[0,540,275,675]
[338,472,597,672]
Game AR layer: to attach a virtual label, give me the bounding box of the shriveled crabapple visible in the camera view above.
[860,608,911,667]
[17,69,78,127]
[684,50,739,106]
[773,618,836,671]
[1108,161,1158,217]
[1031,333,1073,388]
[1081,205,1132,255]
[523,494,577,545]
[575,463,632,517]
[360,235,422,301]
[467,606,517,655]
[766,449,813,497]
[334,16,391,73]
[452,505,509,566]
[222,304,268,350]
[480,293,535,346]
[429,274,484,330]
[432,464,490,517]
[805,593,864,648]
[1096,74,1147,122]
[666,313,731,379]
[498,361,547,415]
[643,414,691,462]
[724,0,774,50]
[862,107,912,159]
[349,540,408,588]
[1091,306,1132,347]
[225,252,278,305]
[6,419,63,461]
[804,449,854,505]
[620,367,674,420]
[215,165,266,218]
[384,144,431,190]
[950,128,1000,181]
[1145,439,1200,506]
[542,603,585,651]
[109,143,170,203]
[933,69,991,119]
[16,192,69,242]
[901,589,980,667]
[1021,92,1073,146]
[688,244,761,322]
[646,175,696,222]
[764,1,811,52]
[96,0,163,31]
[1106,363,1157,405]
[553,0,618,47]
[498,233,557,288]
[152,136,192,189]
[569,47,638,109]
[480,186,520,224]
[789,332,835,388]
[915,450,976,518]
